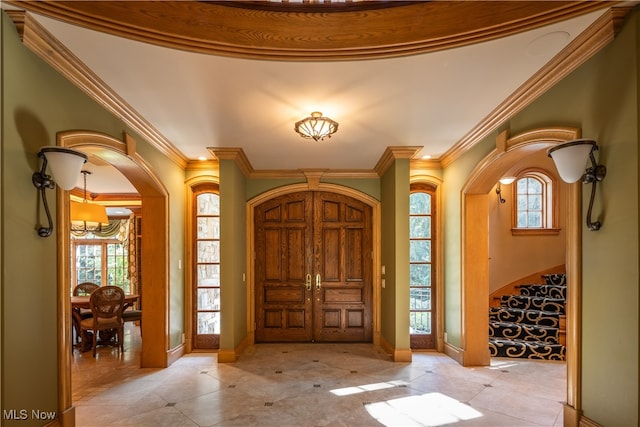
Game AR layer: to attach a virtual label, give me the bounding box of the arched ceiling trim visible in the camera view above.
[6,0,617,61]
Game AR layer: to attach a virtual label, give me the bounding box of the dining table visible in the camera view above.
[71,293,140,310]
[71,294,140,352]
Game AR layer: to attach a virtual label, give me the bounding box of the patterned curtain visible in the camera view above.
[127,214,138,296]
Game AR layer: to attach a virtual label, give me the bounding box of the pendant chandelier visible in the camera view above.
[294,111,338,141]
[70,170,109,232]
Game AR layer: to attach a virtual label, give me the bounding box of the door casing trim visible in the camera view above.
[246,183,382,346]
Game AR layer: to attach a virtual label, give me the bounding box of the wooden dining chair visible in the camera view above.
[72,282,100,344]
[122,307,142,336]
[79,286,125,357]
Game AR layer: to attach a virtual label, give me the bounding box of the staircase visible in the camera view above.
[489,273,566,360]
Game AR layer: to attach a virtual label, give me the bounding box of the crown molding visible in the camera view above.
[374,146,423,176]
[8,11,189,169]
[7,1,617,61]
[439,5,632,168]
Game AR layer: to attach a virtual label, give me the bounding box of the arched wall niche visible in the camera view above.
[55,130,171,422]
[459,126,582,420]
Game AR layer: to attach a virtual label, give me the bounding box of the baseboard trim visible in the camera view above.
[378,335,412,362]
[443,341,464,365]
[218,334,252,363]
[563,403,580,426]
[167,343,185,366]
[579,415,603,427]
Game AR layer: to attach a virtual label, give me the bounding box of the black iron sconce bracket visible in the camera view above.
[582,146,607,231]
[32,152,56,237]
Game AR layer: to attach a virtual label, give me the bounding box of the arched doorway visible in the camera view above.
[246,182,382,346]
[460,127,582,419]
[56,131,170,422]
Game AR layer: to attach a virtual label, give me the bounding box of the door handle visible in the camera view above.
[305,273,312,291]
[315,273,321,290]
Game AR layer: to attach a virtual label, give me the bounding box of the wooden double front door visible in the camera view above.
[255,191,373,342]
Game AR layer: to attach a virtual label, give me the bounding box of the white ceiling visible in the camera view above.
[8,5,607,193]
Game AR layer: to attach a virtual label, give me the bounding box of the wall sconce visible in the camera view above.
[496,176,515,204]
[32,146,87,237]
[548,139,606,231]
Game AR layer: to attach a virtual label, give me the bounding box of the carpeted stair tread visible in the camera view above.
[489,321,560,343]
[489,273,567,360]
[489,338,566,360]
[499,295,565,314]
[489,307,562,327]
[518,284,566,299]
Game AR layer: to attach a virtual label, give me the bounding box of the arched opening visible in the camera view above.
[56,131,170,420]
[460,127,582,418]
[246,182,382,346]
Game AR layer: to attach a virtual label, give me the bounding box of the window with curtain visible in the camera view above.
[71,220,132,293]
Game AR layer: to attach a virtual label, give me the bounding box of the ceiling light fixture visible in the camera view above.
[70,170,109,232]
[548,139,606,231]
[32,146,87,237]
[294,111,338,141]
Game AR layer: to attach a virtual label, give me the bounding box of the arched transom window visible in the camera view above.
[513,170,558,233]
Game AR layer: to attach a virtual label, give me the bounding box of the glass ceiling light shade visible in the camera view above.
[548,139,607,231]
[499,176,516,185]
[71,170,109,231]
[32,146,88,237]
[294,111,339,141]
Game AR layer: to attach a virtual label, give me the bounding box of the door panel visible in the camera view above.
[255,191,372,342]
[313,192,372,342]
[255,192,313,342]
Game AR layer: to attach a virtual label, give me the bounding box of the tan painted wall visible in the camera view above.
[488,150,567,294]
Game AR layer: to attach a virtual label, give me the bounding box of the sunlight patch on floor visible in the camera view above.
[331,380,410,396]
[365,392,483,426]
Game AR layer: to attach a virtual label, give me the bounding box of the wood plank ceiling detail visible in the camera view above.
[7,1,616,60]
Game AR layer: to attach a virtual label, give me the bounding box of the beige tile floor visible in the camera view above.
[72,324,566,426]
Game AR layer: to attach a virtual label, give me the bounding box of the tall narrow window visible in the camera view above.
[409,184,436,349]
[193,185,221,349]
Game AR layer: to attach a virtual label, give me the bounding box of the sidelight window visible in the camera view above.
[192,184,221,348]
[409,183,437,349]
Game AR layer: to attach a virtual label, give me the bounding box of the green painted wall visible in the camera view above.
[246,178,305,200]
[1,12,186,424]
[245,177,380,201]
[380,160,410,349]
[509,11,639,425]
[441,137,495,348]
[322,178,381,201]
[442,8,640,425]
[219,159,248,349]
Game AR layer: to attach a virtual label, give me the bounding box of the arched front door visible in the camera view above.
[254,191,373,342]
